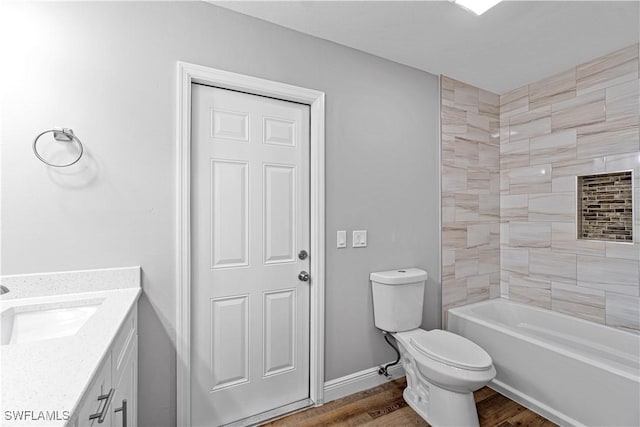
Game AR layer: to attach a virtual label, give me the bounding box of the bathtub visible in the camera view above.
[447,299,640,427]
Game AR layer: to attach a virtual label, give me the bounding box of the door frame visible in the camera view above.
[175,62,326,426]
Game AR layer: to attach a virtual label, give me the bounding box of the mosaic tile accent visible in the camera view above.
[578,172,633,241]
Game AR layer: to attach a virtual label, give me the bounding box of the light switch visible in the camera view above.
[337,230,347,248]
[353,230,367,248]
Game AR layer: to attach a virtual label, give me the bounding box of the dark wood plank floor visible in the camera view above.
[262,378,556,427]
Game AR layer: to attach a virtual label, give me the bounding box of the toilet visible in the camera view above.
[371,268,496,427]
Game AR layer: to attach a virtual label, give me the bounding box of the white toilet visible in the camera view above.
[371,268,496,427]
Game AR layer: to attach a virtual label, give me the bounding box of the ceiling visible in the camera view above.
[212,1,639,94]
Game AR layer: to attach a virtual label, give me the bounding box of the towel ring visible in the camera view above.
[33,128,84,167]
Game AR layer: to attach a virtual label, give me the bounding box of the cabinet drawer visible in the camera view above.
[111,306,137,380]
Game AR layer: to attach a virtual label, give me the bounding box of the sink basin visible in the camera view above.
[1,298,104,345]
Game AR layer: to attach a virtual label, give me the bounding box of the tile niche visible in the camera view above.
[578,171,633,242]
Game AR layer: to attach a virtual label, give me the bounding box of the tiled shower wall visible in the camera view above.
[441,44,640,331]
[441,76,501,322]
[499,44,640,331]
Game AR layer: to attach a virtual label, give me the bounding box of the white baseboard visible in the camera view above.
[323,362,405,404]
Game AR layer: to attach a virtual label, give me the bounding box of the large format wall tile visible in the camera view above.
[551,157,606,178]
[442,225,467,249]
[501,247,529,274]
[576,116,640,158]
[446,45,639,332]
[509,222,551,248]
[530,249,577,281]
[501,85,529,119]
[551,222,606,256]
[551,176,576,192]
[498,45,639,332]
[576,44,639,95]
[479,89,500,117]
[606,79,639,121]
[455,193,480,222]
[501,194,528,221]
[467,223,492,248]
[529,68,576,110]
[508,164,552,194]
[442,277,467,309]
[529,192,576,222]
[551,90,606,131]
[551,280,605,323]
[529,130,576,165]
[442,163,467,191]
[551,300,604,323]
[605,292,640,330]
[605,241,640,260]
[501,139,530,169]
[509,106,551,141]
[509,285,551,309]
[577,255,639,296]
[441,76,500,321]
[509,271,551,289]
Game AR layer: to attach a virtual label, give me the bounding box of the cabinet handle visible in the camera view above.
[89,388,115,424]
[114,399,127,427]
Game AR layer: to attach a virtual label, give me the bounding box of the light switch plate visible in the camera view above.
[337,230,347,248]
[352,230,367,248]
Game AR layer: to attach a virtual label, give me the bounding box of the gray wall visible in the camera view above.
[0,2,440,425]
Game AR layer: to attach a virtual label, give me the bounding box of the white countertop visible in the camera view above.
[0,267,141,427]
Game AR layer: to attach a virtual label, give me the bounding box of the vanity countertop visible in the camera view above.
[0,267,141,426]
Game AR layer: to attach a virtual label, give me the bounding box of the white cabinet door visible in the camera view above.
[76,355,112,427]
[73,305,137,427]
[112,337,137,427]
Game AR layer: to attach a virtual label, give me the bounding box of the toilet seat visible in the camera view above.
[409,329,492,371]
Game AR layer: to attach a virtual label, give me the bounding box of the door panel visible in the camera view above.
[263,289,296,377]
[191,83,310,427]
[210,295,250,391]
[211,109,249,141]
[263,164,296,264]
[210,160,249,269]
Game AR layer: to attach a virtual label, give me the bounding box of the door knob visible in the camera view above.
[298,271,310,282]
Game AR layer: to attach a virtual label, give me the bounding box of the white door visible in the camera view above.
[190,83,311,426]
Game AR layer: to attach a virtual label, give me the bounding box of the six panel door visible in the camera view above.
[190,84,311,427]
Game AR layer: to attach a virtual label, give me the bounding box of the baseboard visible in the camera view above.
[323,362,405,404]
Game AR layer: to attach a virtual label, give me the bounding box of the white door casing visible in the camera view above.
[191,84,309,426]
[176,63,325,427]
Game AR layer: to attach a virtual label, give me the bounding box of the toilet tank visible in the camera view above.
[370,268,428,332]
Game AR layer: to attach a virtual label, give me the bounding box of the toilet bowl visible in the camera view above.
[393,328,496,426]
[371,268,496,427]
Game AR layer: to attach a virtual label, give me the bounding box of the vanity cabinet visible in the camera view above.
[71,305,138,427]
[75,354,113,427]
[111,334,137,427]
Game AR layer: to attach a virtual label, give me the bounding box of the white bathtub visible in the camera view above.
[447,299,640,427]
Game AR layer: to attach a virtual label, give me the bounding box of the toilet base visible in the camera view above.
[403,379,479,427]
[397,334,483,427]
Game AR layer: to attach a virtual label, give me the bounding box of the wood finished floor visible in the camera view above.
[262,378,557,427]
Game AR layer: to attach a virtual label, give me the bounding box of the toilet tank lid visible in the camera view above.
[370,268,428,285]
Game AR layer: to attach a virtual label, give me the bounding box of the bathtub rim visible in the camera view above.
[447,298,640,382]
